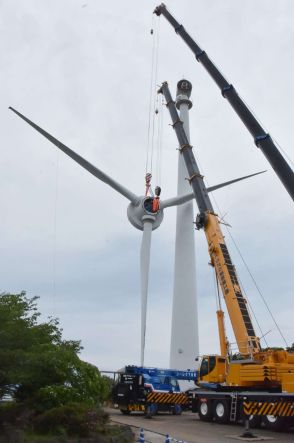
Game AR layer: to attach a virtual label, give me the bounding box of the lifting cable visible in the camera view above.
[155,94,164,186]
[238,275,269,348]
[150,16,160,175]
[209,184,275,347]
[145,14,156,176]
[225,227,288,348]
[145,14,161,192]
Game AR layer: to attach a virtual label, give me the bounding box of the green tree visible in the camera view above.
[0,292,108,410]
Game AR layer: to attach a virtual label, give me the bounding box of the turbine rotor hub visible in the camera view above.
[127,196,164,231]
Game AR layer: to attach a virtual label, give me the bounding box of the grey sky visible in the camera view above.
[1,0,293,370]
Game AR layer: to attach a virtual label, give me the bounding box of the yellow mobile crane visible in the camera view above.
[158,81,294,431]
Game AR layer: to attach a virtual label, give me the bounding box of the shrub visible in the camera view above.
[32,403,109,437]
[0,402,34,429]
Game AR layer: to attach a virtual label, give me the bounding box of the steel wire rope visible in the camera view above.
[150,16,161,176]
[158,95,164,185]
[237,274,269,348]
[215,214,268,348]
[145,14,156,175]
[223,225,289,348]
[155,94,164,186]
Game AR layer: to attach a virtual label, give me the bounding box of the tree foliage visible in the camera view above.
[0,292,109,411]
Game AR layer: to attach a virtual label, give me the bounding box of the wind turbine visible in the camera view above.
[9,106,265,366]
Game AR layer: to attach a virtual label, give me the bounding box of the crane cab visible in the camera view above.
[198,355,226,384]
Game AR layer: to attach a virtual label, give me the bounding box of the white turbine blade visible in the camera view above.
[161,170,266,209]
[9,107,139,205]
[140,220,153,366]
[160,193,194,209]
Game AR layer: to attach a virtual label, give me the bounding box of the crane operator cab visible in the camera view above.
[197,355,226,385]
[143,186,161,214]
[143,373,180,392]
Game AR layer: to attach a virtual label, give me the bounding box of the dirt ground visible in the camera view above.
[106,407,294,443]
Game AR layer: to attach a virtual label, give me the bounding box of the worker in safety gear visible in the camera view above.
[152,186,161,212]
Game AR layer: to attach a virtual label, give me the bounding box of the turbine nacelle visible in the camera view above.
[127,196,163,231]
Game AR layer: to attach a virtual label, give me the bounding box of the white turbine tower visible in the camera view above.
[170,79,199,372]
[9,106,264,368]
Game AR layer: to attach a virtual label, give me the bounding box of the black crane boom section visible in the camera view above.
[154,3,294,202]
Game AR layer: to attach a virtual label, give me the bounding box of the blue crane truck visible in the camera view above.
[112,365,197,417]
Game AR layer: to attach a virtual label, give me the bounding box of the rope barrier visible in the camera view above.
[137,429,187,443]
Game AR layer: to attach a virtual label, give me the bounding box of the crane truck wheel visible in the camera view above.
[213,400,230,424]
[198,399,213,422]
[262,415,286,432]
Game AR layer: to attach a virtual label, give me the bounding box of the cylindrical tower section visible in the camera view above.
[169,80,199,377]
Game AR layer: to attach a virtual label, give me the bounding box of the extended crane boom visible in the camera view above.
[154,3,294,202]
[158,81,260,356]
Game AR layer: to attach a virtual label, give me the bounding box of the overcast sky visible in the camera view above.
[1,0,294,371]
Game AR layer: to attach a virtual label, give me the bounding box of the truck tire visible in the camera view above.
[263,415,285,431]
[213,400,230,424]
[120,409,131,415]
[198,399,213,422]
